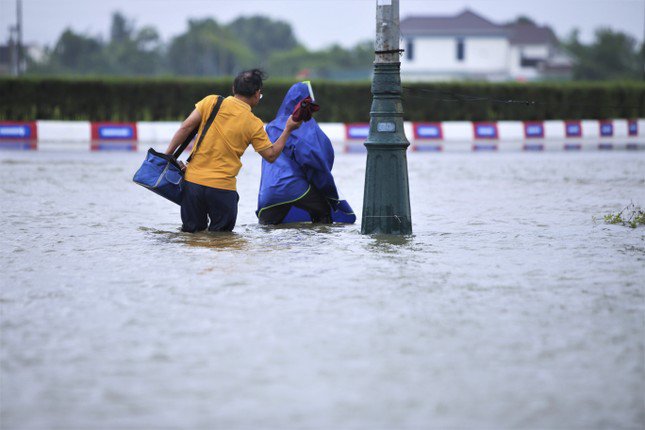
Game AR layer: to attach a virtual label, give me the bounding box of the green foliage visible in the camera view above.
[507,16,537,26]
[166,18,254,77]
[105,13,164,76]
[21,11,645,82]
[603,203,645,228]
[266,41,373,79]
[47,29,110,74]
[20,12,645,82]
[103,13,163,76]
[110,12,134,44]
[563,28,643,80]
[1,78,643,122]
[24,12,372,80]
[28,13,165,77]
[227,16,299,64]
[402,81,645,121]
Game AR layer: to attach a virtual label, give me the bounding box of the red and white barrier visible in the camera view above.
[413,122,443,151]
[0,121,38,150]
[90,122,138,151]
[343,123,370,153]
[1,119,643,152]
[409,118,645,153]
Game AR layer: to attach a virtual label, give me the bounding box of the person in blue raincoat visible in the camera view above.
[256,82,356,225]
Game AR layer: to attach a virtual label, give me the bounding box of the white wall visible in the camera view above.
[508,47,538,80]
[402,36,510,80]
[508,44,550,80]
[466,37,510,71]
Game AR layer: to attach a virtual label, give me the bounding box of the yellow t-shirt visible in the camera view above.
[184,95,273,191]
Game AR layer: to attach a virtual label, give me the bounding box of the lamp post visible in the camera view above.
[16,0,22,75]
[361,0,412,235]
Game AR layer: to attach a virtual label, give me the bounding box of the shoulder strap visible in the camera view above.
[172,95,224,161]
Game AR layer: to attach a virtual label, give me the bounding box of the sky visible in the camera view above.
[0,0,644,50]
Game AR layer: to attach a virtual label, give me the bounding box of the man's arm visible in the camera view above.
[259,115,302,163]
[164,109,202,156]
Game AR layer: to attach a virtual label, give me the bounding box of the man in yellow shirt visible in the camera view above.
[164,69,301,232]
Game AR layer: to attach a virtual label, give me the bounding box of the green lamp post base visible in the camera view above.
[361,62,412,235]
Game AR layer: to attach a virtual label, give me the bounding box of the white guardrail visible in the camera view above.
[0,119,643,152]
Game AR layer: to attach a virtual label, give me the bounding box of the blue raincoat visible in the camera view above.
[256,82,356,224]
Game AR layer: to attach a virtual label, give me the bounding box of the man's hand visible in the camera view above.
[285,115,302,132]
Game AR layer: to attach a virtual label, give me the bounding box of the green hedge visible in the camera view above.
[1,76,643,122]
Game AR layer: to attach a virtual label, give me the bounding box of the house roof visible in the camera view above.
[401,10,507,37]
[401,9,557,45]
[505,22,558,45]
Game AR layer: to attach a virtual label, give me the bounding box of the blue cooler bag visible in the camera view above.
[132,96,223,205]
[133,149,185,205]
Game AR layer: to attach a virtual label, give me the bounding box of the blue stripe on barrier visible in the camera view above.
[346,124,369,140]
[523,143,544,151]
[414,144,442,152]
[474,124,498,139]
[598,143,613,150]
[600,123,613,137]
[97,126,135,140]
[0,141,36,150]
[524,123,544,138]
[415,124,442,139]
[0,125,32,139]
[473,144,497,151]
[564,143,582,150]
[91,142,137,151]
[345,144,366,153]
[565,122,582,137]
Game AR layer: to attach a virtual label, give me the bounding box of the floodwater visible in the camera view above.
[1,148,644,430]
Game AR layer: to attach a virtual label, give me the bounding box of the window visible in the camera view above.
[520,57,541,68]
[456,38,465,61]
[406,40,414,61]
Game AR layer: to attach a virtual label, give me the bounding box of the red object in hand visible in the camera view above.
[292,96,320,122]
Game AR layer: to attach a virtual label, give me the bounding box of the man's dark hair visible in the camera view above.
[233,69,267,97]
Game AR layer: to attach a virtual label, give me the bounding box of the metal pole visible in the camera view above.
[16,0,22,75]
[9,28,17,76]
[361,0,412,235]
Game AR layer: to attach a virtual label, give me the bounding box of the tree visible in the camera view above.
[506,16,537,26]
[110,11,134,44]
[46,29,108,74]
[226,16,299,64]
[25,11,375,79]
[105,13,163,75]
[167,18,254,76]
[564,28,642,80]
[28,13,164,76]
[267,41,373,79]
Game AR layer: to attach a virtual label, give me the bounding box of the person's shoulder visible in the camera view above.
[248,110,264,121]
[200,94,220,103]
[196,94,220,110]
[245,111,266,128]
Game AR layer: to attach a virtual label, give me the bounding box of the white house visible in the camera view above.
[400,9,572,82]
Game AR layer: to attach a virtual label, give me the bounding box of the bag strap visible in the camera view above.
[172,95,224,161]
